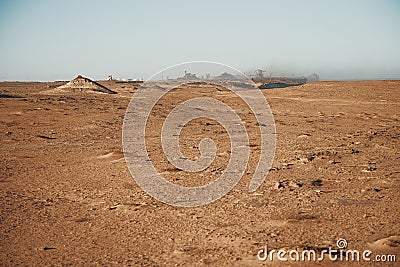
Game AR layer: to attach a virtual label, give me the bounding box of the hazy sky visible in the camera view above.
[0,0,399,81]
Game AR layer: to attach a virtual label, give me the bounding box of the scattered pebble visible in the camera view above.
[298,157,309,164]
[311,179,323,186]
[289,181,303,188]
[274,181,284,190]
[297,134,310,138]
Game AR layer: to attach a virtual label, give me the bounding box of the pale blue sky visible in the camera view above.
[0,0,399,81]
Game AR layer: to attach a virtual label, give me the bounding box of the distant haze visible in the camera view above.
[0,0,399,81]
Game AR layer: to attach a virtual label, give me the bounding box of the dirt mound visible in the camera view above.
[53,75,116,94]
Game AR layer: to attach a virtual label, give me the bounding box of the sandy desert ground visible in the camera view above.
[0,80,399,266]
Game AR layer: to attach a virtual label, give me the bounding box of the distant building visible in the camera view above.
[255,69,266,79]
[307,73,320,82]
[178,71,199,80]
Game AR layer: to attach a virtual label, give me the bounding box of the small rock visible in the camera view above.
[311,179,323,186]
[274,181,284,190]
[298,157,309,164]
[307,154,316,161]
[172,250,184,255]
[361,167,376,173]
[282,162,295,167]
[289,181,303,188]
